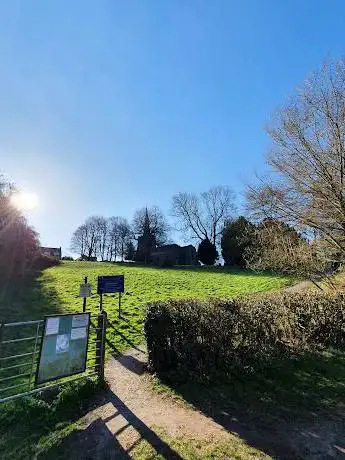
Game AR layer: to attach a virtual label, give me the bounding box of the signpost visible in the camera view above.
[79,276,91,312]
[97,275,125,317]
[36,313,90,385]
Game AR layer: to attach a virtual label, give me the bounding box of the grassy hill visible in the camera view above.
[4,264,345,460]
[1,261,293,353]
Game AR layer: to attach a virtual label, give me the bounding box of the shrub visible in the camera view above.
[145,291,345,380]
[79,255,97,262]
[197,239,218,265]
[61,256,73,261]
[221,216,255,267]
[33,255,61,270]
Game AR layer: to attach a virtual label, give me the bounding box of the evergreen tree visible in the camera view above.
[197,238,218,265]
[125,241,136,261]
[221,216,255,267]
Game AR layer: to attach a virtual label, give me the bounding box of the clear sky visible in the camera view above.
[1,1,344,255]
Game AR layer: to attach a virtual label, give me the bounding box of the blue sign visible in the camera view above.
[97,275,124,294]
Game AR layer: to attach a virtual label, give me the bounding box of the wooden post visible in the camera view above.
[96,311,107,379]
[118,292,122,318]
[83,276,87,312]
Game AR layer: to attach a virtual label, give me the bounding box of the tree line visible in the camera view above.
[220,216,314,273]
[70,186,236,263]
[244,58,345,283]
[71,58,345,282]
[212,59,345,283]
[71,216,133,261]
[70,186,314,270]
[2,57,344,284]
[70,206,170,261]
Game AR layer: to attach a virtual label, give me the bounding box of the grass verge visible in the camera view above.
[150,348,345,458]
[0,377,103,460]
[131,428,269,459]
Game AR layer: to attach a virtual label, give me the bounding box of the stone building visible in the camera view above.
[135,209,156,263]
[151,244,197,266]
[40,247,62,260]
[135,208,197,266]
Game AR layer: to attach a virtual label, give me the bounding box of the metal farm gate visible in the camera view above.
[0,312,107,404]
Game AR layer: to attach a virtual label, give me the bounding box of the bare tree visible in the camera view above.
[107,217,121,261]
[132,206,169,246]
[245,219,325,281]
[118,218,132,261]
[172,186,236,246]
[247,59,345,265]
[94,216,108,261]
[70,224,87,257]
[71,215,132,261]
[85,216,102,259]
[70,216,100,259]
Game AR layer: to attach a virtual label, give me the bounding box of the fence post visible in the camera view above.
[96,311,107,380]
[0,323,3,364]
[83,276,88,312]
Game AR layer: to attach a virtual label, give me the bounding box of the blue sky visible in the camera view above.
[1,1,344,255]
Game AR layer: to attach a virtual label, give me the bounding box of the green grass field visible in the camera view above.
[2,263,345,458]
[0,262,294,459]
[0,261,293,354]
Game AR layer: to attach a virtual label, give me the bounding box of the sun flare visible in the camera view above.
[10,191,39,211]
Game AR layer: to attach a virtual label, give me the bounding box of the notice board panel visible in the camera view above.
[36,313,90,384]
[97,275,124,294]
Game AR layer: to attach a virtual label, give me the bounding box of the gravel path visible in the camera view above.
[49,347,227,459]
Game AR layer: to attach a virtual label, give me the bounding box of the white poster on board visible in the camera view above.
[72,314,89,329]
[56,334,69,353]
[46,318,60,335]
[71,327,87,340]
[79,283,92,298]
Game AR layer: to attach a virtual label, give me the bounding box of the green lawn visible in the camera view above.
[0,263,294,459]
[2,263,345,459]
[0,261,293,354]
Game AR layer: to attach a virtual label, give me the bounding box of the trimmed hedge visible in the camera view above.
[144,292,345,378]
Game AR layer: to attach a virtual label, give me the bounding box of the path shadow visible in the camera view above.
[107,390,182,458]
[42,388,182,460]
[43,417,131,460]
[106,339,147,375]
[115,353,146,375]
[104,336,146,376]
[158,349,345,459]
[107,320,145,353]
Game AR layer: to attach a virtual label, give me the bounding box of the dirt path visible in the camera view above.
[103,348,226,442]
[44,347,345,459]
[47,347,228,459]
[284,280,312,292]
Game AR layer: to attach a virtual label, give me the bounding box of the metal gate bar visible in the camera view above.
[0,371,99,404]
[0,312,106,404]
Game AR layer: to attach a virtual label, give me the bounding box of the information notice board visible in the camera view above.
[36,313,90,384]
[97,275,124,294]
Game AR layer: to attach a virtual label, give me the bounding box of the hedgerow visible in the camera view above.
[144,291,345,378]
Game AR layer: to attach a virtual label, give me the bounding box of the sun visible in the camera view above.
[10,191,39,211]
